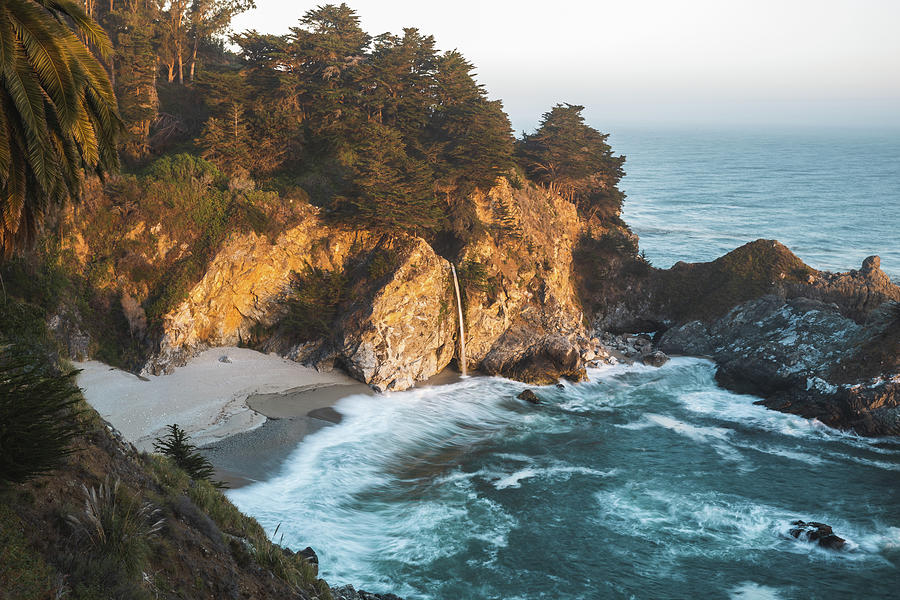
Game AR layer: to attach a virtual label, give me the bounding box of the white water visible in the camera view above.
[229,359,900,598]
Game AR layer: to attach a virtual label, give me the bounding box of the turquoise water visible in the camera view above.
[228,129,900,598]
[229,360,900,599]
[614,128,900,280]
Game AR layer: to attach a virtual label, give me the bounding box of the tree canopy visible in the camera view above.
[3,2,628,252]
[517,103,625,221]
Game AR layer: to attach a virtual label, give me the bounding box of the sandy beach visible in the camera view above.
[77,347,371,484]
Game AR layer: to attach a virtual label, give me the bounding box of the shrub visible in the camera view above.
[250,523,328,598]
[143,153,224,187]
[283,266,348,341]
[152,424,221,486]
[188,478,259,537]
[456,258,496,309]
[367,247,400,281]
[66,478,164,577]
[0,346,83,484]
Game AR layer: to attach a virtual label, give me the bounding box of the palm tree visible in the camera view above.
[0,0,120,257]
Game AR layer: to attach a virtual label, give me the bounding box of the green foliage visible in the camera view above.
[517,104,626,221]
[0,0,120,258]
[0,503,58,599]
[143,152,224,186]
[224,6,515,236]
[283,265,349,341]
[152,424,220,485]
[367,247,400,280]
[250,523,329,597]
[0,346,82,484]
[188,478,259,537]
[456,259,495,309]
[333,122,443,233]
[66,478,164,578]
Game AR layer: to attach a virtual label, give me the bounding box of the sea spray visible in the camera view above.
[228,358,900,599]
[450,264,467,376]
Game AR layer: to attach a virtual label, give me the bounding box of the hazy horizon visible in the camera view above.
[231,0,900,133]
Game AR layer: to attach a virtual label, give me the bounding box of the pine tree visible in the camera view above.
[0,346,83,484]
[429,51,514,195]
[337,122,442,234]
[152,424,220,485]
[517,103,625,220]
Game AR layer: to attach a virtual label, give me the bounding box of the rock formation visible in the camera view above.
[788,521,846,550]
[592,243,900,436]
[138,178,605,389]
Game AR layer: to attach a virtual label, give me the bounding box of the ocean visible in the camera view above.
[228,129,900,599]
[615,127,900,281]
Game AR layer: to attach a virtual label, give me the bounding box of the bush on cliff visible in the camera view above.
[283,265,350,342]
[153,424,220,485]
[0,346,82,484]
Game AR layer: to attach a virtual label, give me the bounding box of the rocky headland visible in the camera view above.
[54,174,900,437]
[588,243,899,436]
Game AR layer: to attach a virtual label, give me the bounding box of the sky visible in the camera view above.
[230,0,900,133]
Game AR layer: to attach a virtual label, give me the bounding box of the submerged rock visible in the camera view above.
[789,520,846,550]
[517,389,542,404]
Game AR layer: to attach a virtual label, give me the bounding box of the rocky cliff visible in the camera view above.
[585,243,900,436]
[50,172,899,435]
[137,178,603,390]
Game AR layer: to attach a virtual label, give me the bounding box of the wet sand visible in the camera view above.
[202,381,373,488]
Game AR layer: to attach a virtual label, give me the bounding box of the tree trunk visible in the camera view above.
[177,47,184,85]
[189,36,199,82]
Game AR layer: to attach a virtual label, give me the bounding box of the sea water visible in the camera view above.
[615,127,900,281]
[229,360,900,599]
[228,129,900,598]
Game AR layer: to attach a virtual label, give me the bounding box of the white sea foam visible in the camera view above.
[227,355,899,598]
[728,581,785,600]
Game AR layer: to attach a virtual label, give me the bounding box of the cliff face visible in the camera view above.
[146,213,365,375]
[328,237,456,392]
[457,179,589,383]
[589,240,900,333]
[139,178,597,390]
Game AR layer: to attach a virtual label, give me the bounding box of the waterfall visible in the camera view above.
[450,265,468,377]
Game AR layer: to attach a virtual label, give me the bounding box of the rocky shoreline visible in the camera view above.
[57,176,899,438]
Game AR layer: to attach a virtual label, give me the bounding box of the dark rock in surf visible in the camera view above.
[480,331,587,385]
[299,546,318,575]
[517,389,542,404]
[642,350,669,367]
[788,520,846,550]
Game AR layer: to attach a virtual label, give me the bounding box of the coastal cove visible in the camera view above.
[79,351,900,599]
[3,1,899,597]
[227,358,900,599]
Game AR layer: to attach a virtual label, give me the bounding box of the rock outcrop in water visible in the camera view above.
[586,242,900,436]
[788,521,847,550]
